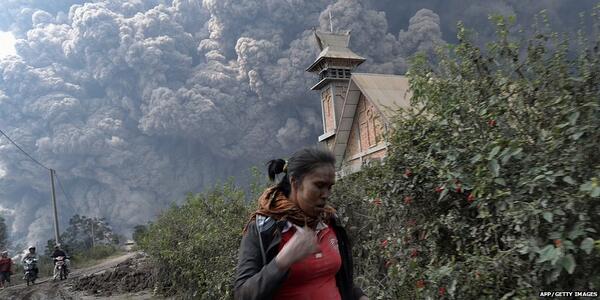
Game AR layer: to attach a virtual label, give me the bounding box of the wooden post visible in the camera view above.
[49,169,60,244]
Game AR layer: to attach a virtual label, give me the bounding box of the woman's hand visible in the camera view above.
[275,225,320,270]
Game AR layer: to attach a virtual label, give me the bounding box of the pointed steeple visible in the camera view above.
[306,30,365,90]
[306,29,365,147]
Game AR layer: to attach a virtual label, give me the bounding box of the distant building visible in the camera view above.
[307,30,412,176]
[124,240,136,252]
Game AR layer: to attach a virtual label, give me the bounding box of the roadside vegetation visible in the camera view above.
[46,215,123,269]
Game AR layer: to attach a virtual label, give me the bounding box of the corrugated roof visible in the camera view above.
[350,73,413,122]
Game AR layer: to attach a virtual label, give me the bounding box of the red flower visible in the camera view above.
[416,279,426,289]
[404,168,413,177]
[439,287,446,297]
[404,196,413,205]
[406,219,417,227]
[554,239,562,248]
[467,193,475,203]
[410,249,418,257]
[372,198,382,206]
[380,239,389,248]
[435,186,444,193]
[488,119,497,127]
[456,186,463,193]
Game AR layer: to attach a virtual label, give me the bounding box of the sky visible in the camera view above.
[0,31,17,57]
[0,0,596,249]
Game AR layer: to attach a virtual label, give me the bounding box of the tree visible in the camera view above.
[132,224,148,244]
[46,215,117,256]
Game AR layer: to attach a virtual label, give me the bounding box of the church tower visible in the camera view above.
[306,30,365,149]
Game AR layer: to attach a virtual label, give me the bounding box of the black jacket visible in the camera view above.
[234,215,365,300]
[51,250,66,258]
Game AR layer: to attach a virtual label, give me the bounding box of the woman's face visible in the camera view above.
[291,164,335,218]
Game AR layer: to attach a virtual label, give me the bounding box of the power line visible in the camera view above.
[0,128,50,171]
[0,126,68,243]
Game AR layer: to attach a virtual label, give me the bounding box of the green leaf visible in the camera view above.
[494,178,506,186]
[568,227,585,240]
[471,154,482,164]
[570,131,584,140]
[562,176,576,185]
[511,147,523,156]
[568,111,580,125]
[580,181,593,191]
[537,245,557,263]
[438,187,449,202]
[543,212,553,223]
[592,187,600,198]
[581,238,594,255]
[488,146,501,159]
[488,159,500,177]
[500,147,514,164]
[561,254,576,274]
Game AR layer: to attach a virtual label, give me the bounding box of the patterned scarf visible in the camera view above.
[245,186,336,231]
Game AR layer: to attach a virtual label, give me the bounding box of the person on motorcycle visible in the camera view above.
[0,251,13,289]
[22,246,38,279]
[51,244,69,279]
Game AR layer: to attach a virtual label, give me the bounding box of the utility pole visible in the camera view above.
[49,169,60,244]
[91,219,95,248]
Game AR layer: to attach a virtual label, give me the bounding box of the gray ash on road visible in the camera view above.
[71,252,154,297]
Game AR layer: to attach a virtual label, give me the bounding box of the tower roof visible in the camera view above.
[306,30,365,72]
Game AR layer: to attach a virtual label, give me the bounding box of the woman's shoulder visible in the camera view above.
[255,214,278,233]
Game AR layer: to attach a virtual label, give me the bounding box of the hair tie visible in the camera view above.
[282,160,288,173]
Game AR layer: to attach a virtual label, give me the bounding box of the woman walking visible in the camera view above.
[234,147,368,300]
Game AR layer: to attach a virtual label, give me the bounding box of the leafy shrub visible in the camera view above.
[85,244,119,260]
[138,182,254,299]
[330,14,600,299]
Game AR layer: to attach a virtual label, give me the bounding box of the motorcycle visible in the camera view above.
[53,256,69,280]
[23,257,37,286]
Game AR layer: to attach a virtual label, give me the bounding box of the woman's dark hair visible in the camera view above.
[266,147,335,196]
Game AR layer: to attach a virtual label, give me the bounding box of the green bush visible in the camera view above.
[330,14,600,299]
[85,244,119,260]
[138,181,254,299]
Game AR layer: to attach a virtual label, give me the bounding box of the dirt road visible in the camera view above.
[0,252,164,300]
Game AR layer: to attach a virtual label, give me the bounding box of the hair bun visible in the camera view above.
[266,159,286,181]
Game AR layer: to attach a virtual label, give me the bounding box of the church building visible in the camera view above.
[307,30,413,176]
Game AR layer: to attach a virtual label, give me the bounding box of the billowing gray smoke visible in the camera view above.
[0,0,593,247]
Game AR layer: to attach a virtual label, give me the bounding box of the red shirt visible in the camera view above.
[0,258,12,272]
[273,224,342,300]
